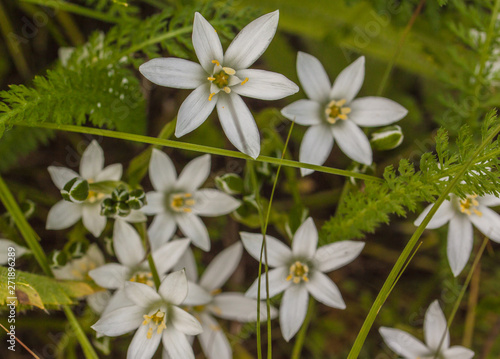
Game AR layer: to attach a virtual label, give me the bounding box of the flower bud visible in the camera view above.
[117,202,131,217]
[101,198,118,217]
[50,250,68,268]
[61,177,89,203]
[215,173,244,195]
[111,187,129,202]
[127,189,146,210]
[68,240,89,259]
[370,125,404,151]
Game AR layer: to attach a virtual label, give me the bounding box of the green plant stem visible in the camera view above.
[62,306,98,359]
[136,223,162,289]
[347,119,500,359]
[15,122,383,183]
[291,299,315,359]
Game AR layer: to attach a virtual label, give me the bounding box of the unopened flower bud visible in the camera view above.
[101,198,118,217]
[117,202,131,217]
[370,125,404,151]
[61,177,89,203]
[111,187,130,202]
[215,173,244,195]
[50,250,68,268]
[127,189,146,210]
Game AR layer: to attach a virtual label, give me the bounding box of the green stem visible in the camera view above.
[291,299,315,359]
[347,118,500,359]
[62,307,98,359]
[147,254,162,289]
[136,223,162,289]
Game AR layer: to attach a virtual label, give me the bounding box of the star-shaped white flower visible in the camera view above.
[415,193,500,276]
[172,243,277,359]
[379,300,474,359]
[46,140,146,237]
[142,149,241,251]
[241,217,365,341]
[139,11,299,159]
[281,52,408,175]
[92,270,203,359]
[0,239,29,265]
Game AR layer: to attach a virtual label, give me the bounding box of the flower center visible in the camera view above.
[325,99,351,124]
[459,194,482,217]
[142,309,167,339]
[130,272,154,287]
[169,193,195,213]
[206,59,248,101]
[86,179,106,204]
[286,261,309,284]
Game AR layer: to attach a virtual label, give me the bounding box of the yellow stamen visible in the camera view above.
[286,261,309,284]
[211,59,221,66]
[241,77,249,85]
[208,92,216,101]
[222,67,236,75]
[325,98,350,124]
[223,86,231,94]
[142,310,167,339]
[459,194,483,217]
[207,76,216,81]
[170,193,196,213]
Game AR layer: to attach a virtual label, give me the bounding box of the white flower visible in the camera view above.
[0,239,29,265]
[139,11,299,159]
[172,243,277,359]
[241,217,365,341]
[379,300,474,359]
[281,52,408,175]
[92,270,203,359]
[46,140,146,237]
[415,193,500,276]
[142,150,241,251]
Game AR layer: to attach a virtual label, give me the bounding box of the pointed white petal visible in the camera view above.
[176,84,216,137]
[281,99,323,126]
[379,327,432,358]
[95,163,123,182]
[162,327,196,359]
[80,140,104,180]
[349,97,408,127]
[176,213,210,251]
[0,240,28,265]
[211,292,276,322]
[114,220,145,267]
[127,323,162,359]
[147,213,177,251]
[152,239,191,275]
[200,242,243,291]
[332,120,372,165]
[171,306,203,335]
[87,291,112,314]
[198,313,232,359]
[447,215,474,277]
[149,149,177,192]
[192,189,241,217]
[216,92,260,159]
[91,305,144,336]
[469,206,500,242]
[224,10,279,69]
[46,200,82,230]
[192,12,223,72]
[123,210,147,223]
[89,264,129,289]
[442,346,475,359]
[246,266,291,299]
[158,270,188,305]
[139,58,205,89]
[296,51,331,103]
[176,154,211,191]
[240,232,292,267]
[424,300,450,351]
[125,282,162,308]
[292,217,318,259]
[414,201,455,229]
[478,193,500,207]
[232,69,298,100]
[48,166,79,189]
[182,282,212,306]
[330,56,365,103]
[299,124,333,176]
[280,285,309,341]
[142,192,165,214]
[173,248,198,282]
[314,240,365,272]
[306,271,345,309]
[82,203,106,237]
[101,288,134,315]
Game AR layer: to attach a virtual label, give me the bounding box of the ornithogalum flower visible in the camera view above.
[415,193,500,276]
[379,300,474,359]
[281,52,408,175]
[46,140,146,237]
[173,243,277,359]
[92,270,203,359]
[139,11,298,159]
[141,149,240,251]
[241,217,365,341]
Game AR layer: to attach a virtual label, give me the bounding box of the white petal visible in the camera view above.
[182,282,212,306]
[176,213,211,251]
[173,248,198,282]
[306,271,345,309]
[442,346,475,359]
[211,292,276,322]
[469,206,500,242]
[46,200,82,230]
[192,12,223,72]
[123,210,147,223]
[176,154,211,192]
[147,213,177,251]
[200,242,243,291]
[139,57,205,89]
[80,140,104,180]
[330,56,365,103]
[279,285,309,341]
[292,217,318,259]
[101,288,133,315]
[149,149,177,192]
[127,323,162,359]
[414,201,455,229]
[216,92,260,159]
[332,120,372,165]
[143,192,166,214]
[198,313,232,359]
[447,215,474,277]
[232,69,298,100]
[48,166,79,189]
[82,203,106,237]
[296,51,331,103]
[176,84,216,137]
[162,327,196,359]
[246,266,291,299]
[424,300,450,351]
[0,240,28,265]
[91,305,143,337]
[125,282,162,308]
[223,10,279,69]
[171,306,203,335]
[281,99,323,126]
[349,97,408,127]
[87,291,112,315]
[152,239,191,275]
[158,270,188,305]
[89,264,129,289]
[240,232,292,267]
[478,193,500,207]
[314,240,365,272]
[114,220,146,267]
[95,163,123,182]
[299,124,333,176]
[192,189,241,217]
[379,327,432,358]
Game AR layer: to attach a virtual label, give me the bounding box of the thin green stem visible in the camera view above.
[147,254,162,289]
[291,299,315,359]
[136,223,162,289]
[62,307,98,359]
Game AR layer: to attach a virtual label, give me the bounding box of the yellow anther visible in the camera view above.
[130,272,154,287]
[211,59,221,66]
[170,193,196,213]
[325,99,350,124]
[208,93,216,101]
[241,77,249,85]
[143,309,167,339]
[459,194,483,217]
[286,261,309,284]
[223,86,231,94]
[147,327,153,339]
[222,67,236,75]
[207,76,216,81]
